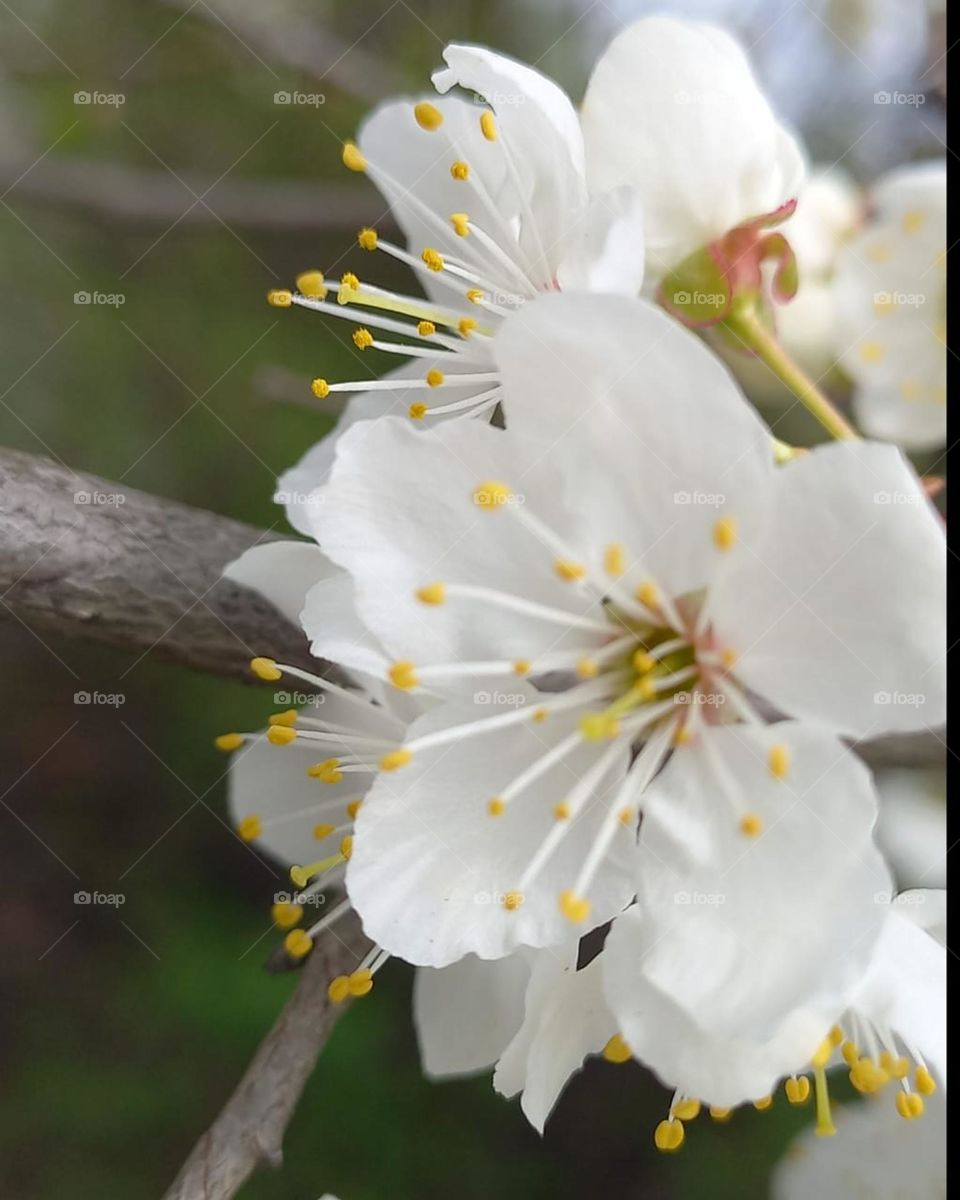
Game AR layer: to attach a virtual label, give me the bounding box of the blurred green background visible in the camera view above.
[0,2,939,1197]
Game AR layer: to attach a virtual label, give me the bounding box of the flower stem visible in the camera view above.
[723,304,859,442]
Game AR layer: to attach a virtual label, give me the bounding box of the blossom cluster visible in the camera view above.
[215,16,945,1166]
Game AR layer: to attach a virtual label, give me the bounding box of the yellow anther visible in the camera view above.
[618,807,635,826]
[380,748,412,771]
[480,111,497,141]
[214,733,244,752]
[408,403,428,421]
[413,101,444,130]
[604,542,626,578]
[709,1107,732,1122]
[388,661,419,690]
[512,659,531,676]
[267,288,292,308]
[458,318,478,337]
[311,378,331,400]
[503,890,524,911]
[859,340,885,364]
[576,658,600,680]
[312,823,336,841]
[753,1095,773,1111]
[251,656,282,682]
[307,758,343,784]
[720,647,737,669]
[554,558,586,582]
[866,241,891,264]
[450,160,470,180]
[342,142,366,172]
[830,1025,845,1046]
[672,1099,701,1121]
[353,328,374,350]
[426,368,445,387]
[811,1038,834,1070]
[487,797,505,817]
[328,975,351,1003]
[450,212,470,237]
[531,707,548,723]
[654,1117,684,1152]
[901,209,925,234]
[895,1091,925,1120]
[341,272,360,290]
[416,582,446,605]
[237,815,262,842]
[466,288,485,304]
[602,1034,633,1064]
[348,966,374,996]
[357,227,378,251]
[636,675,658,702]
[553,802,570,821]
[284,928,313,959]
[268,709,298,728]
[785,1076,811,1104]
[850,1057,889,1094]
[340,835,353,861]
[346,800,362,820]
[632,650,656,674]
[842,1041,860,1066]
[673,723,692,747]
[417,320,436,337]
[739,813,763,838]
[559,890,591,924]
[635,581,659,609]
[473,480,512,509]
[271,901,303,930]
[267,725,297,746]
[713,517,737,552]
[295,270,327,299]
[422,248,445,272]
[916,1065,937,1094]
[578,712,619,742]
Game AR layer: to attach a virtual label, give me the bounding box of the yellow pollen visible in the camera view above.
[559,890,591,924]
[422,248,445,272]
[328,975,351,1003]
[348,966,373,996]
[458,318,478,337]
[342,142,366,172]
[341,272,360,290]
[901,209,926,234]
[312,823,336,841]
[268,709,298,728]
[346,800,362,820]
[267,725,297,746]
[709,1107,732,1122]
[895,1091,925,1120]
[284,928,313,959]
[554,558,586,582]
[866,240,890,263]
[450,213,470,237]
[811,1038,835,1069]
[295,270,327,299]
[531,707,548,723]
[830,1025,845,1046]
[340,835,353,861]
[503,890,524,911]
[237,815,262,842]
[311,378,331,400]
[713,517,737,552]
[267,288,292,308]
[214,732,244,752]
[380,748,412,771]
[416,582,446,605]
[753,1095,773,1111]
[880,1051,909,1078]
[479,111,497,141]
[251,656,282,682]
[849,1057,890,1094]
[637,676,658,702]
[654,1117,684,1152]
[467,288,485,304]
[602,1034,632,1064]
[576,658,599,680]
[739,813,763,838]
[672,1099,701,1121]
[487,797,505,817]
[579,712,619,742]
[450,160,470,180]
[842,1041,860,1066]
[417,320,436,337]
[632,650,656,674]
[618,807,635,826]
[768,743,790,779]
[356,227,378,252]
[473,480,512,509]
[388,661,419,691]
[271,900,303,929]
[859,340,886,364]
[512,659,531,676]
[604,542,626,578]
[635,581,659,609]
[408,403,428,421]
[553,802,570,821]
[414,101,444,130]
[673,723,692,747]
[307,758,343,784]
[785,1076,811,1104]
[721,647,737,669]
[426,368,445,387]
[353,327,374,350]
[916,1065,936,1094]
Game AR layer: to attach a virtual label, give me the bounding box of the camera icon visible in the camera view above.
[874,91,891,104]
[273,691,291,705]
[74,91,91,105]
[74,691,91,704]
[74,291,91,305]
[274,91,291,104]
[73,490,91,505]
[673,290,691,305]
[74,890,91,904]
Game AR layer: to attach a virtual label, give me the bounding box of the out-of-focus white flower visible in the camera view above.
[833,160,946,449]
[876,767,947,889]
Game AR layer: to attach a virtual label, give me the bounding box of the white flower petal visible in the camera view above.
[223,540,334,629]
[876,769,947,891]
[581,16,805,275]
[555,187,646,296]
[414,952,531,1077]
[710,441,946,738]
[345,702,634,966]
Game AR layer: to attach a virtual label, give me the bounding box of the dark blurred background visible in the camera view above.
[0,1,945,1196]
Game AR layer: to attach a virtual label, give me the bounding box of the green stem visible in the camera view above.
[724,305,859,442]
